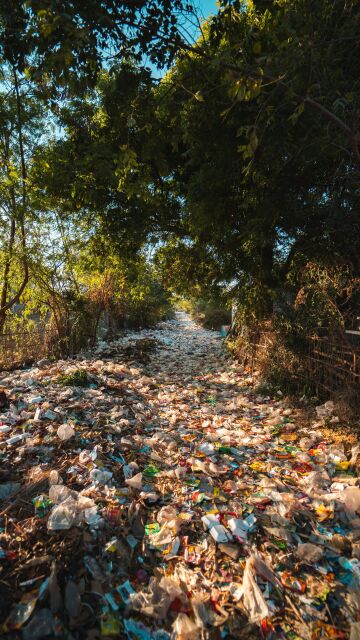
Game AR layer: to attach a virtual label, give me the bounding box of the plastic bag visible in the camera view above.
[57,424,75,441]
[65,580,81,618]
[78,450,91,464]
[47,499,77,531]
[351,445,360,466]
[124,462,139,479]
[315,400,334,418]
[22,608,56,640]
[125,472,143,490]
[159,576,185,603]
[3,590,39,631]
[252,552,281,588]
[350,622,360,640]
[237,555,269,623]
[48,485,71,503]
[130,576,173,619]
[124,618,170,640]
[157,506,177,524]
[148,522,177,547]
[191,594,210,628]
[89,468,112,484]
[171,613,199,640]
[140,490,159,503]
[84,506,102,527]
[341,487,360,513]
[209,524,233,543]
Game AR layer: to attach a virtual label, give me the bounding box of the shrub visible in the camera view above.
[56,369,91,387]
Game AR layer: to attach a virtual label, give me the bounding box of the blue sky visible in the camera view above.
[147,0,219,76]
[198,0,218,18]
[198,0,217,18]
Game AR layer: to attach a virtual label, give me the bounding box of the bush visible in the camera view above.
[56,369,91,387]
[200,307,232,330]
[178,297,231,330]
[228,261,360,399]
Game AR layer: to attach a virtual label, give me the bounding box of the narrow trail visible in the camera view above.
[0,313,358,638]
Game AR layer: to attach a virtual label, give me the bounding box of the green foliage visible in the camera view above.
[56,369,90,387]
[149,0,360,356]
[291,262,360,336]
[0,0,190,93]
[32,63,181,258]
[0,63,48,331]
[0,0,191,357]
[185,297,231,330]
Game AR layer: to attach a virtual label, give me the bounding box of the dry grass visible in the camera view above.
[0,330,46,371]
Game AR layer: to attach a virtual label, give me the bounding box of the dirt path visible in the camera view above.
[0,312,359,638]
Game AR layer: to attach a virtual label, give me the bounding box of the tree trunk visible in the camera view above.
[0,66,29,320]
[0,198,16,333]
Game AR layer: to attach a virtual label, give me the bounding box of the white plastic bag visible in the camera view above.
[341,487,360,513]
[172,613,199,639]
[89,468,112,484]
[157,505,177,524]
[47,501,77,531]
[57,424,75,441]
[350,622,360,640]
[237,555,269,623]
[125,472,143,490]
[57,424,75,442]
[49,485,71,503]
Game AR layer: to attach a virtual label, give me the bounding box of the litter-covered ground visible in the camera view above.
[0,312,360,639]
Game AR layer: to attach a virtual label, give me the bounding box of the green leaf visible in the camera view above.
[288,102,304,124]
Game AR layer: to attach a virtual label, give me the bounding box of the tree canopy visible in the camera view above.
[0,0,359,352]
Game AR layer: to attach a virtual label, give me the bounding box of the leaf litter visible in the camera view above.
[0,312,359,639]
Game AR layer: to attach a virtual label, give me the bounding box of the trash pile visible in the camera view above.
[0,312,359,639]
